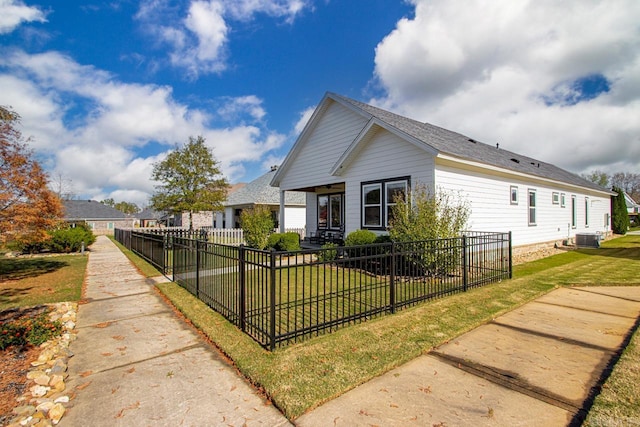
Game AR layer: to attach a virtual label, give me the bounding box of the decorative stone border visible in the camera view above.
[7,302,77,427]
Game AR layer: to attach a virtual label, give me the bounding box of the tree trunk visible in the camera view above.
[189,210,193,230]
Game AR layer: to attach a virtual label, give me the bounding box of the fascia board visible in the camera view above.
[436,154,616,197]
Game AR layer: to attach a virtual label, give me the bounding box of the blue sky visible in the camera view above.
[1,0,639,207]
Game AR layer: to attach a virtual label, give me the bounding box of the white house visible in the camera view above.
[271,92,613,250]
[217,166,306,230]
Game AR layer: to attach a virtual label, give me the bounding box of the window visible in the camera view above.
[604,213,610,227]
[318,195,328,228]
[386,180,408,225]
[330,194,342,229]
[552,192,559,205]
[108,222,114,230]
[528,189,536,225]
[571,195,577,228]
[318,193,343,229]
[585,197,589,227]
[361,177,409,229]
[362,184,382,227]
[510,186,518,205]
[560,193,566,208]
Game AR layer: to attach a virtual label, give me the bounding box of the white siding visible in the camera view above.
[341,128,436,235]
[283,206,306,229]
[278,101,368,191]
[434,162,611,247]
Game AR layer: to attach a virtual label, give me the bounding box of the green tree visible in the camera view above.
[582,170,610,188]
[150,136,228,230]
[388,183,470,242]
[611,186,629,235]
[114,201,139,214]
[101,198,115,207]
[240,205,274,250]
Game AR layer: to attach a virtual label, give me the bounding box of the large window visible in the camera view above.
[318,193,343,229]
[571,195,577,228]
[528,189,536,225]
[361,177,409,229]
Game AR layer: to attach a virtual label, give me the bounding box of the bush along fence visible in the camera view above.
[115,228,512,350]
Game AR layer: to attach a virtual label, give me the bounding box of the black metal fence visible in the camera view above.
[115,229,511,350]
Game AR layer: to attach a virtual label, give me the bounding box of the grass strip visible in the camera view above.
[152,234,640,419]
[0,254,87,310]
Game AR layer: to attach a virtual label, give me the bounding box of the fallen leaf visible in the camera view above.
[76,381,92,390]
[80,371,92,377]
[95,322,111,328]
[112,335,125,341]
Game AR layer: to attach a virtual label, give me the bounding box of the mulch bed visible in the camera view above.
[0,306,49,425]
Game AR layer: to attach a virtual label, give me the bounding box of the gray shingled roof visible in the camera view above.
[225,169,305,206]
[135,208,164,220]
[63,200,127,220]
[330,93,610,194]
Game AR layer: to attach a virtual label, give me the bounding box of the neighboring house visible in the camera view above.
[217,166,306,229]
[271,92,613,250]
[624,191,640,226]
[63,200,134,235]
[133,208,164,228]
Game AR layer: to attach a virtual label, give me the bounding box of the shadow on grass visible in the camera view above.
[575,247,640,261]
[0,258,69,281]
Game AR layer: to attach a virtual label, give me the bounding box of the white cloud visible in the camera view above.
[372,0,640,175]
[293,106,315,135]
[217,95,266,122]
[0,0,46,34]
[135,0,312,77]
[0,49,287,204]
[223,0,310,23]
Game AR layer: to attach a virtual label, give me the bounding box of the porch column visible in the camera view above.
[279,190,286,233]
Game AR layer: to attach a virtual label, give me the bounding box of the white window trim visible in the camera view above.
[552,192,559,205]
[528,189,537,226]
[560,193,566,208]
[585,197,589,228]
[571,195,577,229]
[362,183,382,228]
[510,186,518,205]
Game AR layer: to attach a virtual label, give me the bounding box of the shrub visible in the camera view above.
[241,205,274,250]
[0,312,63,350]
[267,232,301,251]
[47,224,96,253]
[344,229,377,247]
[317,242,338,262]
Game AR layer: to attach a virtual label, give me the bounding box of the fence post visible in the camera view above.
[239,245,246,332]
[389,242,396,314]
[462,235,468,292]
[508,231,513,279]
[269,249,277,351]
[195,240,200,299]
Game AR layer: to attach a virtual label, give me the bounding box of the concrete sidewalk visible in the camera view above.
[60,235,640,426]
[296,286,640,426]
[61,236,291,426]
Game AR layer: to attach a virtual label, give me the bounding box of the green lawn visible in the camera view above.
[131,234,640,420]
[0,254,87,310]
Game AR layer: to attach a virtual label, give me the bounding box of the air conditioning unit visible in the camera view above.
[575,233,600,248]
